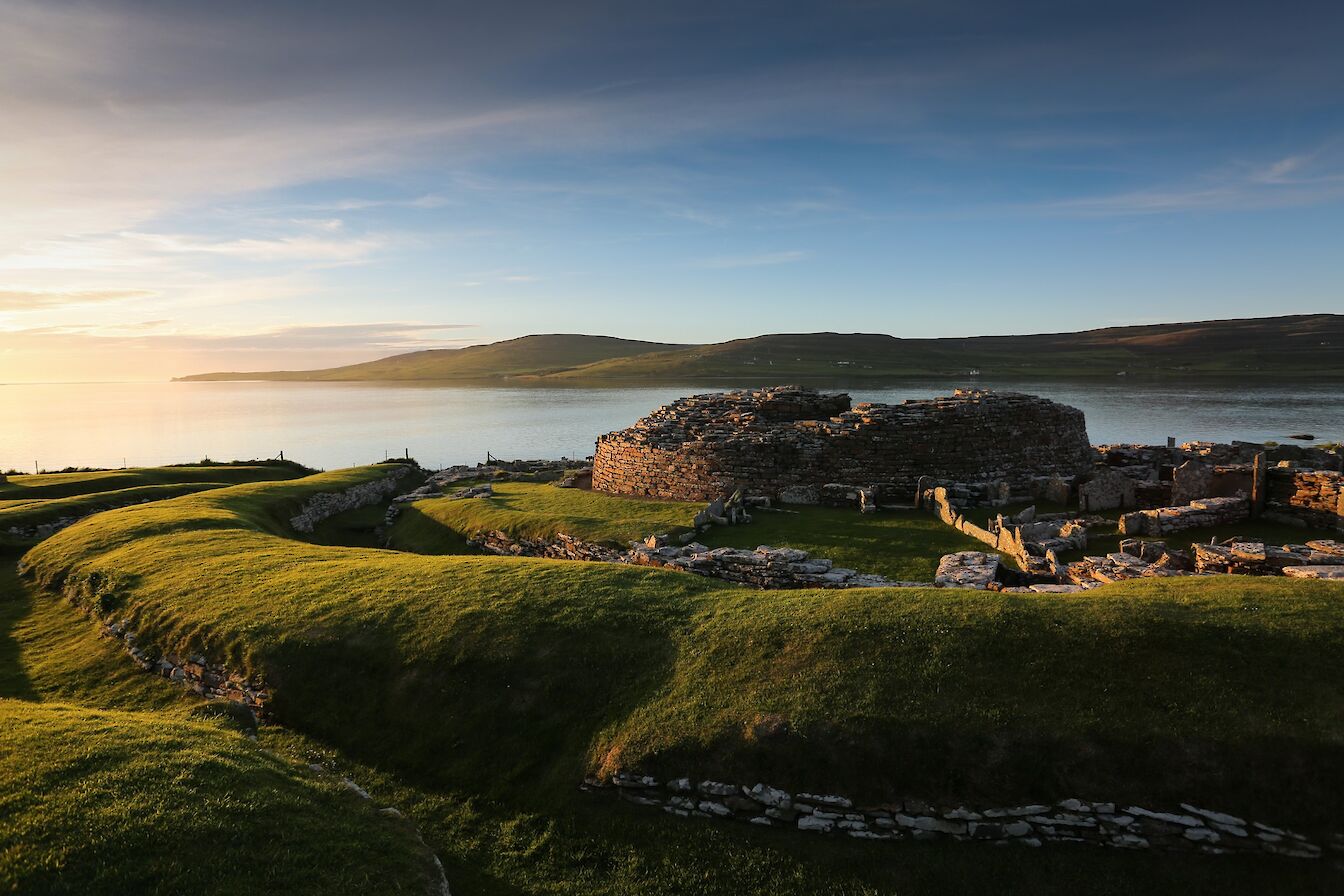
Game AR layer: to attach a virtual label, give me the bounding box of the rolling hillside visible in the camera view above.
[175,333,686,382]
[176,314,1344,382]
[545,314,1344,380]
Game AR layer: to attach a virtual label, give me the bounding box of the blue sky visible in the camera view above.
[1,0,1342,380]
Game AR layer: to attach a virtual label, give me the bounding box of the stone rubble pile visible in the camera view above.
[471,530,624,563]
[469,526,933,588]
[593,387,1093,503]
[590,774,1335,860]
[628,541,925,588]
[449,484,494,499]
[1194,539,1344,578]
[1058,551,1188,587]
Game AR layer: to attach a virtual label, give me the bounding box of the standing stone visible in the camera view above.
[1251,452,1267,518]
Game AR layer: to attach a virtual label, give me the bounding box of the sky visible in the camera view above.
[2,0,1342,382]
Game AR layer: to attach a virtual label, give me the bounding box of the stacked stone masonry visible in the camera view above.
[1118,496,1250,538]
[289,464,412,533]
[1195,540,1344,579]
[593,387,1093,503]
[592,774,1337,860]
[1266,468,1344,530]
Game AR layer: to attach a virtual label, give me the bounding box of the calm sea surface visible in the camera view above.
[2,380,1341,472]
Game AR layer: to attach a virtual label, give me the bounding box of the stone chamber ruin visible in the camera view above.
[588,386,1344,590]
[592,386,1094,504]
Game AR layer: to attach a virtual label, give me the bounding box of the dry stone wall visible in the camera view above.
[289,464,412,533]
[593,387,1093,503]
[1194,539,1344,577]
[1118,496,1249,538]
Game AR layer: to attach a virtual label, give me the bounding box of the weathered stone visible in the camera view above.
[1079,469,1137,512]
[592,387,1092,503]
[698,781,739,797]
[934,551,1000,589]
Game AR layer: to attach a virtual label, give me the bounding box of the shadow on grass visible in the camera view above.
[0,553,39,701]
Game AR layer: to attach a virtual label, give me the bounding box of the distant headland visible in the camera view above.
[174,313,1344,383]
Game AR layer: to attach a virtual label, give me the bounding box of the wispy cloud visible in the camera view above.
[120,230,386,263]
[0,287,156,311]
[1037,150,1344,217]
[694,250,811,269]
[317,195,451,212]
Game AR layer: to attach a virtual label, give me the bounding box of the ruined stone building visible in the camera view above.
[592,386,1093,503]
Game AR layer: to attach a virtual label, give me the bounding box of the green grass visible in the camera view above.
[699,505,992,581]
[400,481,705,545]
[0,482,226,532]
[0,463,308,549]
[389,481,991,578]
[21,469,1344,824]
[0,463,306,502]
[386,503,481,554]
[0,699,440,895]
[11,468,1344,893]
[3,567,1338,896]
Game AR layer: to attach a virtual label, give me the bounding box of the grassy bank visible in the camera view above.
[0,463,307,501]
[11,465,1344,893]
[21,469,1344,828]
[0,463,308,549]
[4,560,1334,896]
[0,699,441,895]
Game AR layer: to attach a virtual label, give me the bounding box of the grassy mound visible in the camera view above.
[0,464,306,502]
[0,463,308,548]
[400,481,703,545]
[21,468,1344,831]
[3,559,1336,894]
[0,699,441,895]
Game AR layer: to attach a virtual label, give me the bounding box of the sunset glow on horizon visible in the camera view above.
[3,1,1343,382]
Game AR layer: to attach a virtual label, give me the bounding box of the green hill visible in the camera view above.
[175,315,1343,382]
[175,333,687,382]
[543,314,1344,380]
